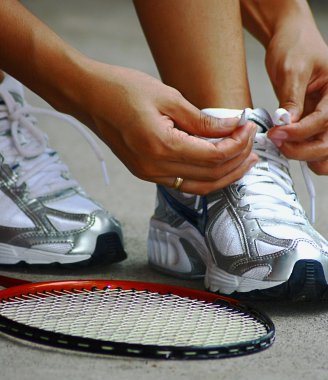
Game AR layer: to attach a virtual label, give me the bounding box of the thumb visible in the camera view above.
[169,96,240,138]
[276,71,308,122]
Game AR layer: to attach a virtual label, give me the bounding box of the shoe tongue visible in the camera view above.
[246,108,273,133]
[0,74,24,104]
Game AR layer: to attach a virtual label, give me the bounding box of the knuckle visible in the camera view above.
[167,87,183,102]
[210,137,249,164]
[200,113,218,134]
[162,129,187,158]
[282,60,306,79]
[211,149,228,162]
[196,144,226,165]
[208,166,226,181]
[236,136,250,151]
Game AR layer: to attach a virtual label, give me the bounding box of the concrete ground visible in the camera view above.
[1,1,328,379]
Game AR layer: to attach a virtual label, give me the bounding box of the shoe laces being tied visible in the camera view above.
[235,108,315,225]
[0,87,109,199]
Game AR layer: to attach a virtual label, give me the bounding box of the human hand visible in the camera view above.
[265,20,328,175]
[77,62,257,194]
[0,0,257,192]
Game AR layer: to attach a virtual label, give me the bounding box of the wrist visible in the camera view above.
[241,0,318,47]
[31,45,107,131]
[35,49,97,126]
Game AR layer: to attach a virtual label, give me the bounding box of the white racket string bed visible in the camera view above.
[0,276,275,360]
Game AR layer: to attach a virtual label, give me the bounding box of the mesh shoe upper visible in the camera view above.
[0,74,124,265]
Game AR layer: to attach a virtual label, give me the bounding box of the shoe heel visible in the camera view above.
[148,221,206,279]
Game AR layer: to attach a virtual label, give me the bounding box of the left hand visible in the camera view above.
[265,19,328,175]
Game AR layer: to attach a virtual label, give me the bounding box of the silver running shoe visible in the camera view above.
[148,107,328,301]
[0,74,126,266]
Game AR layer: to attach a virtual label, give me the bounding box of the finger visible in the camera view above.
[155,155,258,195]
[167,121,257,167]
[130,126,256,181]
[296,92,328,138]
[156,148,258,182]
[268,97,328,144]
[275,66,309,122]
[108,118,256,182]
[308,159,328,175]
[163,93,242,137]
[279,134,328,161]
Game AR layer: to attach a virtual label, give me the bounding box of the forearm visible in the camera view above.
[0,0,94,124]
[240,0,319,47]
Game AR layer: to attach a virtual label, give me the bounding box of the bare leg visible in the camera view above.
[134,0,252,110]
[0,70,5,82]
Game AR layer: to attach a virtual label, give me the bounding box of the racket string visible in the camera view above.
[0,288,268,347]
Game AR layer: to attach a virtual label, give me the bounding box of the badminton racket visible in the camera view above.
[0,275,275,359]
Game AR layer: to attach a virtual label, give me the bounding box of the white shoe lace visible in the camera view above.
[272,108,315,223]
[0,87,109,199]
[237,109,315,224]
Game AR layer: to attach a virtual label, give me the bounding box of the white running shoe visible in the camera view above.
[148,107,328,301]
[0,74,126,266]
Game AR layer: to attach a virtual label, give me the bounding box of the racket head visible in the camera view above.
[0,279,275,360]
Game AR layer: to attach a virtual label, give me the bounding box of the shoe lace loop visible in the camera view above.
[0,87,109,198]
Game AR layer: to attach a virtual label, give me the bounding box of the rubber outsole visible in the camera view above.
[0,232,127,268]
[224,260,328,302]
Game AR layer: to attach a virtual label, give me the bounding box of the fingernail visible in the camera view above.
[271,139,283,147]
[246,122,256,135]
[247,158,258,172]
[270,130,288,140]
[252,125,258,137]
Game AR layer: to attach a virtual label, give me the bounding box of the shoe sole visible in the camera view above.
[228,259,328,302]
[0,232,127,268]
[149,221,328,301]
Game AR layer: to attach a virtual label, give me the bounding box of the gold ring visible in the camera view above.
[173,177,184,190]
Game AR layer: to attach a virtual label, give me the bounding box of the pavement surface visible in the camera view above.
[1,1,328,379]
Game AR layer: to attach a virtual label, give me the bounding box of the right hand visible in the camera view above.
[74,62,258,194]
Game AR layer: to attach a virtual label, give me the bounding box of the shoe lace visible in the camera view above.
[0,87,109,199]
[272,108,315,223]
[236,109,315,224]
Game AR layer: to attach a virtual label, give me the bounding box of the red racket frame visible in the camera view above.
[0,275,239,303]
